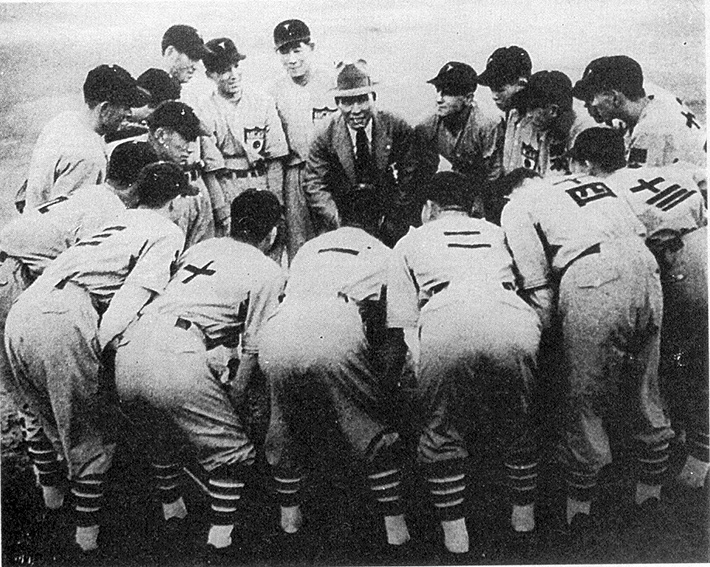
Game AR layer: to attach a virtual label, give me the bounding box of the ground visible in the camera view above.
[0,1,707,565]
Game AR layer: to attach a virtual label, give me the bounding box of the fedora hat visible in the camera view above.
[332,59,378,97]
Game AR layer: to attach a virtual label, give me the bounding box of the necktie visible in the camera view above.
[355,129,374,184]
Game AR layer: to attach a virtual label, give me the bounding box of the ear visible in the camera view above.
[517,77,528,88]
[611,90,623,107]
[164,45,176,59]
[266,225,278,249]
[465,91,475,104]
[548,104,560,118]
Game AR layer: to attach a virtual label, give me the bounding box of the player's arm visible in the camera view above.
[303,131,341,232]
[98,284,156,351]
[480,113,505,182]
[264,98,289,202]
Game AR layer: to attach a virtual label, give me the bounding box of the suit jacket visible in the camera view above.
[304,109,415,234]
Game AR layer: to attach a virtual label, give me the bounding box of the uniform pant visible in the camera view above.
[4,282,114,479]
[558,239,673,500]
[283,163,314,263]
[114,314,255,472]
[659,227,708,463]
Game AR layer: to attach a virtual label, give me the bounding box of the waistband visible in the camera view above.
[54,277,108,316]
[223,161,267,178]
[429,280,516,298]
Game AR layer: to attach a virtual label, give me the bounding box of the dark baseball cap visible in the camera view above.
[137,68,181,107]
[136,161,195,207]
[147,101,204,142]
[108,141,160,185]
[566,127,626,169]
[478,46,532,88]
[162,24,208,61]
[427,62,477,94]
[525,70,573,111]
[274,19,311,51]
[203,37,246,74]
[83,64,149,107]
[572,56,644,101]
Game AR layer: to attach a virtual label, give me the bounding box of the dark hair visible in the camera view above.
[334,186,383,230]
[425,171,475,211]
[230,189,282,242]
[161,24,207,61]
[108,141,159,185]
[135,161,189,208]
[499,168,541,197]
[568,127,627,173]
[147,101,202,142]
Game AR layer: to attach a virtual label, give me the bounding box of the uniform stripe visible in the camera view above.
[72,475,105,527]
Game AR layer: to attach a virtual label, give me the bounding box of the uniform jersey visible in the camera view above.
[387,215,517,328]
[0,184,126,278]
[24,111,108,209]
[196,87,289,173]
[606,165,706,237]
[141,238,285,354]
[285,226,391,303]
[270,67,338,167]
[626,94,706,169]
[500,174,646,290]
[27,209,184,308]
[503,106,597,176]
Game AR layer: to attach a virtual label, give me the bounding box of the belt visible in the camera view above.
[225,162,267,178]
[54,277,108,315]
[559,243,601,281]
[429,280,517,299]
[174,317,221,350]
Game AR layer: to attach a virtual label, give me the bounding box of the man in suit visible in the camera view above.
[304,60,415,246]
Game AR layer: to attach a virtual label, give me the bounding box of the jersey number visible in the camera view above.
[37,195,69,214]
[443,230,491,250]
[565,182,617,207]
[75,225,127,247]
[630,176,697,212]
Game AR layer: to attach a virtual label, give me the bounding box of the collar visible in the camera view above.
[347,120,373,154]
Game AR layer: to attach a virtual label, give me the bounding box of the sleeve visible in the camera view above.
[264,96,289,160]
[499,194,551,290]
[630,127,676,168]
[480,113,504,182]
[197,102,228,173]
[303,127,341,231]
[241,264,286,354]
[121,226,185,294]
[385,241,420,329]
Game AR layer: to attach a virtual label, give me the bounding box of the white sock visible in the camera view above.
[162,496,188,520]
[441,518,469,554]
[566,497,591,525]
[677,455,710,489]
[635,482,661,506]
[42,485,64,510]
[207,524,234,549]
[384,514,411,546]
[280,505,302,534]
[511,503,535,532]
[75,525,99,551]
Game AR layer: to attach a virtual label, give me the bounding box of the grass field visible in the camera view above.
[0,1,707,565]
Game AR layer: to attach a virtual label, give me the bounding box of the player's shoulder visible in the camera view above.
[374,108,411,132]
[470,100,504,129]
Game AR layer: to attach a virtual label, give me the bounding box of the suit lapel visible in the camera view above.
[372,112,392,173]
[334,115,357,184]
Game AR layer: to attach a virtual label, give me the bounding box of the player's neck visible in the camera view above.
[624,97,649,129]
[290,68,312,86]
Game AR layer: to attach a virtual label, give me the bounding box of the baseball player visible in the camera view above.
[478,46,532,115]
[411,61,504,221]
[572,56,706,170]
[500,138,674,537]
[260,185,411,553]
[270,19,337,261]
[195,37,289,250]
[304,60,415,247]
[572,127,708,489]
[502,70,597,177]
[17,64,148,211]
[0,141,160,515]
[4,162,188,555]
[386,172,541,555]
[113,190,284,559]
[161,24,208,89]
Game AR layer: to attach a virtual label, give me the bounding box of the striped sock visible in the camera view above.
[424,461,467,522]
[273,471,303,508]
[152,461,186,520]
[636,440,670,487]
[207,463,247,547]
[27,434,63,491]
[366,467,405,518]
[688,431,710,464]
[72,474,105,534]
[565,468,598,504]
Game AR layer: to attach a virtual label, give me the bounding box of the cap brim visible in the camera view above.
[476,69,492,87]
[572,80,593,100]
[184,45,210,61]
[121,87,151,108]
[331,83,378,97]
[180,182,200,197]
[274,36,311,51]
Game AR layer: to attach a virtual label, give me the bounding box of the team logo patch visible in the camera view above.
[312,106,337,123]
[521,142,539,170]
[628,147,648,166]
[244,127,266,154]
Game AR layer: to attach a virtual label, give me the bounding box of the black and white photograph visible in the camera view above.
[0,0,707,565]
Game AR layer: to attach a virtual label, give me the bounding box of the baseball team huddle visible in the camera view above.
[0,17,707,564]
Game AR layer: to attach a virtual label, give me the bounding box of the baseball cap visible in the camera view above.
[478,46,532,88]
[230,189,283,241]
[572,55,644,100]
[273,19,311,51]
[147,101,204,142]
[108,141,160,185]
[332,60,378,97]
[162,24,208,61]
[203,37,246,74]
[135,161,195,207]
[566,127,626,169]
[427,62,478,94]
[425,171,474,211]
[83,64,149,107]
[137,68,181,107]
[524,70,573,111]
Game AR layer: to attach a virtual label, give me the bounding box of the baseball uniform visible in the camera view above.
[501,173,673,501]
[270,67,337,260]
[625,95,706,169]
[261,226,406,518]
[22,111,108,209]
[387,214,541,520]
[607,165,708,464]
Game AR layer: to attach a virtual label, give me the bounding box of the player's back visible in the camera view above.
[285,226,391,303]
